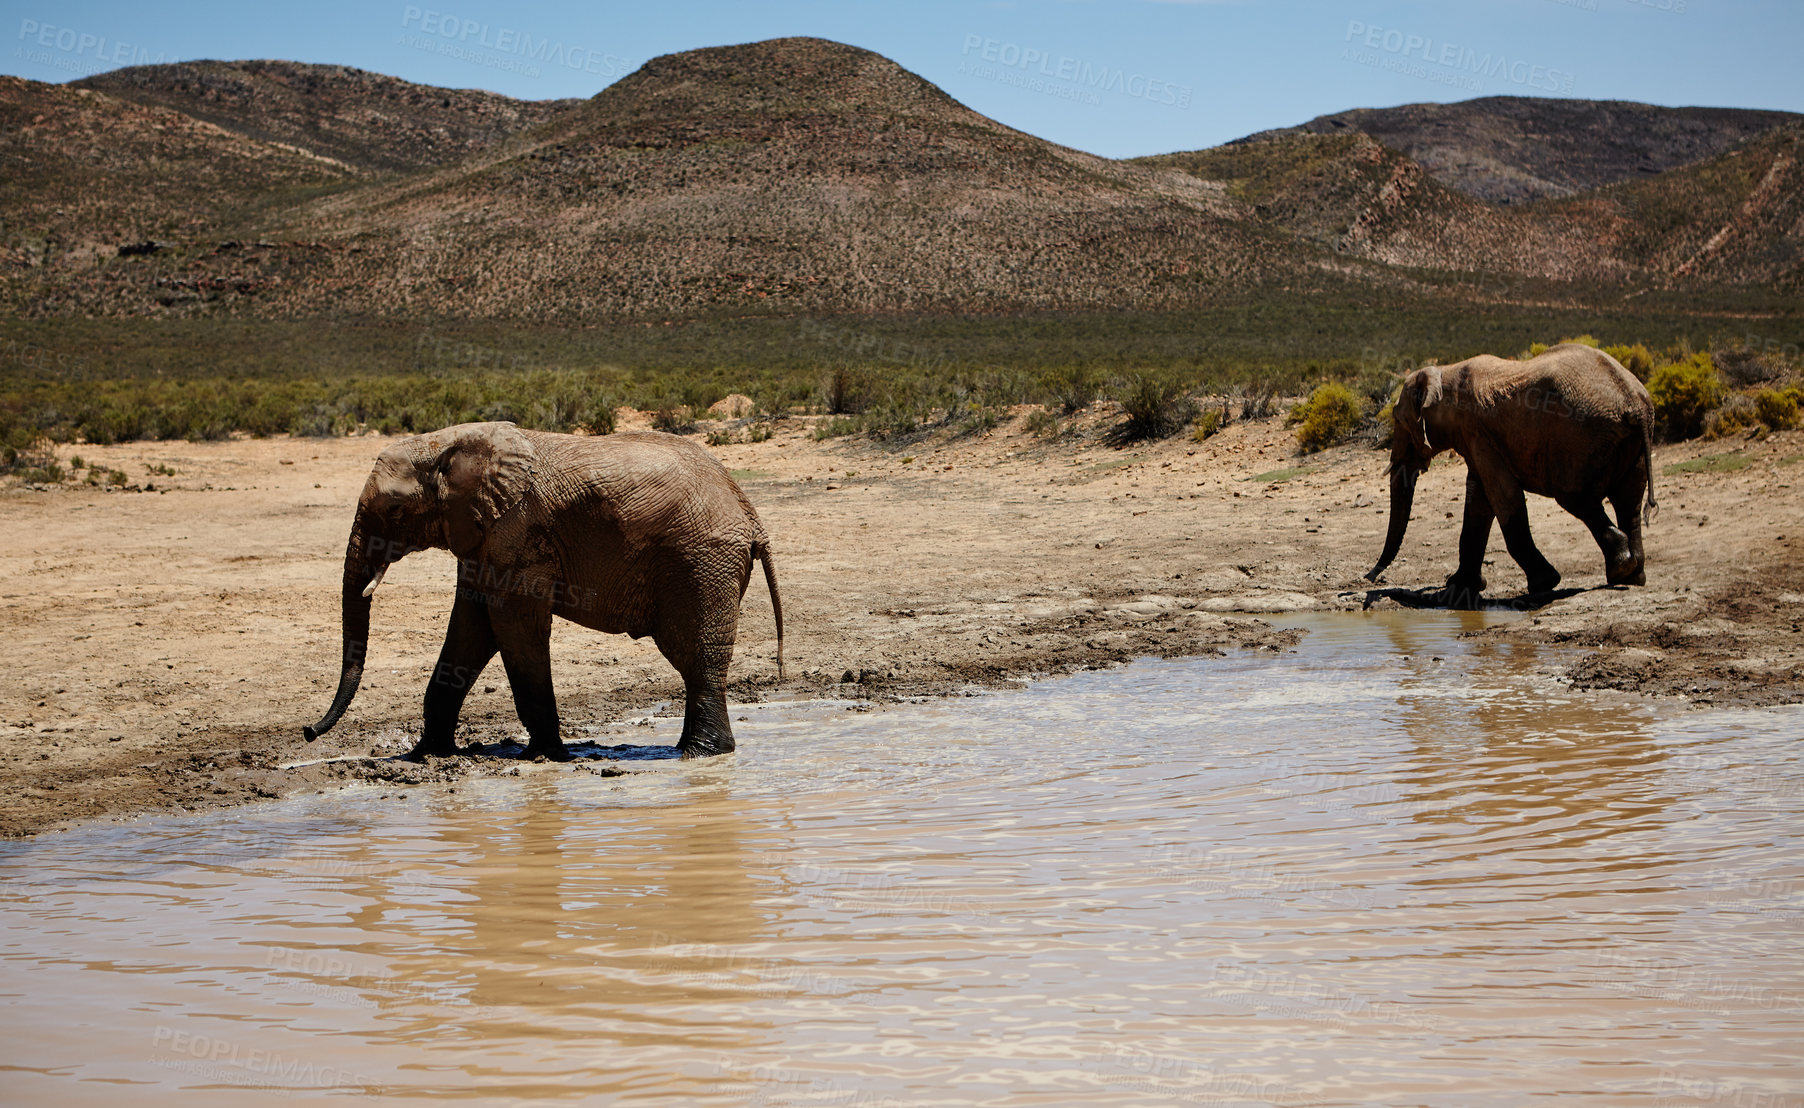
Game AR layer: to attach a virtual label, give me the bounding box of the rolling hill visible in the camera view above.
[3,38,1800,321]
[74,60,580,174]
[1241,97,1801,204]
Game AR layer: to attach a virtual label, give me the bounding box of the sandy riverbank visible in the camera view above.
[3,405,1799,837]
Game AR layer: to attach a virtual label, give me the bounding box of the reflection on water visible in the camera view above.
[2,612,1800,1106]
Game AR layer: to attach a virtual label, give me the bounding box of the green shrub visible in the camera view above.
[1045,367,1101,414]
[1115,372,1197,440]
[1024,408,1059,438]
[747,422,774,443]
[1647,353,1725,439]
[1288,382,1365,453]
[1522,342,1550,359]
[1191,407,1225,441]
[581,401,617,435]
[3,437,64,482]
[956,407,1002,437]
[1603,343,1656,381]
[812,416,858,441]
[862,404,922,438]
[823,367,875,415]
[1755,387,1800,430]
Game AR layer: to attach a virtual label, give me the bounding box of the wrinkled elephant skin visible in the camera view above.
[305,424,784,761]
[1367,344,1656,599]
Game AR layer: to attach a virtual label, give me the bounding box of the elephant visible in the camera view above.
[1366,343,1656,602]
[303,423,784,760]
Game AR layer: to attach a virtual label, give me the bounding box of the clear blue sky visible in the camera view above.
[8,0,1801,157]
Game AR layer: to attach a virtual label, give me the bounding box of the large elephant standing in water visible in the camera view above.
[304,423,784,760]
[1366,344,1656,602]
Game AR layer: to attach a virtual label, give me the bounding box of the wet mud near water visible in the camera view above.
[2,612,1800,1105]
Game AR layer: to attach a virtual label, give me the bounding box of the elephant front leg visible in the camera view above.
[415,587,498,759]
[1471,445,1560,595]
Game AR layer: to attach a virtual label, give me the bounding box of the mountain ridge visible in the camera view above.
[4,39,1799,321]
[1235,96,1802,204]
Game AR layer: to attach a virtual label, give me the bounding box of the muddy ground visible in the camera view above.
[3,404,1799,837]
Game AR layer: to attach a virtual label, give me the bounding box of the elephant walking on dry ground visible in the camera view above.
[1366,343,1656,603]
[305,423,784,760]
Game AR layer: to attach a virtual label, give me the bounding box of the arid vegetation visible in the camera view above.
[6,307,1799,473]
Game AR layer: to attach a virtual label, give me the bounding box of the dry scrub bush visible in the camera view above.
[1716,344,1791,387]
[1024,408,1060,438]
[1045,367,1101,414]
[1236,382,1279,421]
[1115,373,1197,440]
[650,402,695,434]
[1702,395,1759,440]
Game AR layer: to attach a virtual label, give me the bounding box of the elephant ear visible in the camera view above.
[434,422,536,557]
[1399,366,1443,461]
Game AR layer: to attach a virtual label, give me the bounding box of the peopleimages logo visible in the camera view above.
[1342,20,1576,94]
[399,6,630,79]
[16,17,172,72]
[958,33,1192,110]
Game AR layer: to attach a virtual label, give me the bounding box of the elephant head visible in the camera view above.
[304,422,536,741]
[1366,366,1444,582]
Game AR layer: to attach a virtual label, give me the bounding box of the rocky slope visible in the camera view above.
[1241,97,1801,204]
[75,60,580,174]
[4,41,1800,320]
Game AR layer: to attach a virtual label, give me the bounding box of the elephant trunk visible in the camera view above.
[304,513,380,741]
[1366,463,1418,582]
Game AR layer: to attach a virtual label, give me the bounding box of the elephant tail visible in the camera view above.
[1642,422,1659,523]
[754,539,785,679]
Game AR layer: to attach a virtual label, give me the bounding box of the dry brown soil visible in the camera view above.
[4,406,1799,837]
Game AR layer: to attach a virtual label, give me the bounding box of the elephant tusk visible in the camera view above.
[361,565,388,598]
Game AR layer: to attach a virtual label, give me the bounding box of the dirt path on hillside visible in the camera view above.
[3,406,1799,837]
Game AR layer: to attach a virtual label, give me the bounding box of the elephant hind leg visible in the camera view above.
[660,634,736,758]
[1608,481,1648,586]
[1559,494,1637,586]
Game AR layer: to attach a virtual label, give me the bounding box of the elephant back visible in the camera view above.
[532,430,765,548]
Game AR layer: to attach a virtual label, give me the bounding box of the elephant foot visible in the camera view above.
[1606,555,1645,587]
[678,688,736,759]
[1437,574,1486,610]
[1526,568,1562,594]
[525,741,573,763]
[403,739,457,762]
[677,732,736,759]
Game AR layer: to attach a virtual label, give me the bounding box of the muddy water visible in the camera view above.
[2,612,1801,1106]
